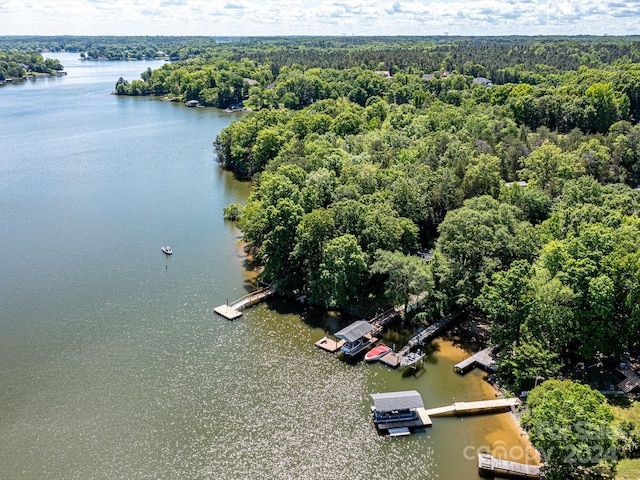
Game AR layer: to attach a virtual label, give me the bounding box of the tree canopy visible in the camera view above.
[522,380,617,479]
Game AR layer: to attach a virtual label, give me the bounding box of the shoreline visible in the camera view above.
[443,314,543,466]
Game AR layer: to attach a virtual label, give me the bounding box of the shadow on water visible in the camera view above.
[263,297,360,335]
[402,366,428,379]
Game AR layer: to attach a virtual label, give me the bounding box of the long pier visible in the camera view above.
[373,398,521,436]
[214,285,276,320]
[424,398,520,417]
[478,453,541,479]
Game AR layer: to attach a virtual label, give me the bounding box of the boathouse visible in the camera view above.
[370,390,432,435]
[334,320,377,357]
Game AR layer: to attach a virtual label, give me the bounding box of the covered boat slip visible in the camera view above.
[370,390,424,414]
[370,390,433,432]
[370,392,521,436]
[334,320,379,357]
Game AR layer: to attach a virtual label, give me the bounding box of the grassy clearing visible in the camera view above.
[617,458,640,479]
[610,396,640,424]
[611,397,640,480]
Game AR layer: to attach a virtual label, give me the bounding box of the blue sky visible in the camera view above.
[2,0,640,36]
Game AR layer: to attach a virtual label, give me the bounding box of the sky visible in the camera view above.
[1,0,640,37]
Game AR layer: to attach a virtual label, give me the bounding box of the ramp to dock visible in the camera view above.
[478,452,541,479]
[214,285,276,320]
[397,314,458,357]
[425,398,520,418]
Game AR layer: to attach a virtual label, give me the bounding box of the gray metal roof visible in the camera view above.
[334,320,373,343]
[370,390,424,412]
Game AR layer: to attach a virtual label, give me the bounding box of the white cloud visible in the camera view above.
[0,0,639,35]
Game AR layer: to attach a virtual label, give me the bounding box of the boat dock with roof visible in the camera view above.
[370,393,521,436]
[332,320,380,357]
[370,390,432,435]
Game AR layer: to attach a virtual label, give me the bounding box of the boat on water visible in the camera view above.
[335,320,378,358]
[162,245,173,255]
[400,350,425,370]
[364,343,392,362]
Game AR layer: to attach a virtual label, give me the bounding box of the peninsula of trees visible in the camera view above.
[0,50,62,81]
[3,34,640,478]
[111,35,640,362]
[113,35,640,478]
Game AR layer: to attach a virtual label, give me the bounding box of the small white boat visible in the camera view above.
[400,350,425,370]
[162,245,173,255]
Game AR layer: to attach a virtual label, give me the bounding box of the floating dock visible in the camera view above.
[478,453,541,479]
[314,336,345,353]
[425,398,520,417]
[454,347,497,375]
[213,304,243,320]
[214,285,276,320]
[379,351,404,368]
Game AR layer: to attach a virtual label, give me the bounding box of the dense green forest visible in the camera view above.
[210,37,640,479]
[4,35,637,477]
[110,36,640,369]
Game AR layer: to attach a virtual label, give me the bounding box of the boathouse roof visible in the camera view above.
[334,320,373,343]
[370,390,424,412]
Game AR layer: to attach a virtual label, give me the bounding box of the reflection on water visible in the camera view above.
[0,53,536,480]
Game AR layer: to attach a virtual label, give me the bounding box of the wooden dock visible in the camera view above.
[369,307,402,331]
[454,347,497,375]
[478,453,541,479]
[314,336,345,353]
[214,285,276,320]
[397,314,458,357]
[425,398,520,418]
[379,351,404,368]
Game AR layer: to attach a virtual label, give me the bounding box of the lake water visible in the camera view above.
[0,52,536,479]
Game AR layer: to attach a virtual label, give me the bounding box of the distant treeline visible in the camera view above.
[5,34,640,69]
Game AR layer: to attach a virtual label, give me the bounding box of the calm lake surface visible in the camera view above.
[0,53,536,479]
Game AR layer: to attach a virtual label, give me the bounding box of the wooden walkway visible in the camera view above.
[374,314,459,368]
[214,285,276,320]
[397,314,457,357]
[478,453,541,479]
[425,398,520,417]
[369,307,402,331]
[454,347,497,375]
